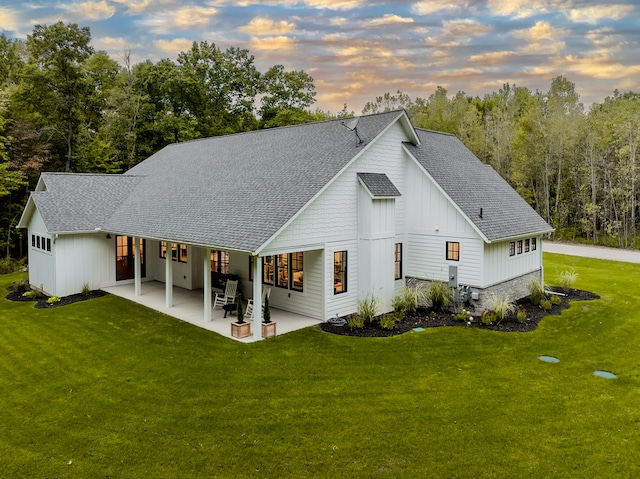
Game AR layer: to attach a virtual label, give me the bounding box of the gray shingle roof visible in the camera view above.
[102,110,406,252]
[404,129,553,242]
[357,173,401,197]
[31,173,142,233]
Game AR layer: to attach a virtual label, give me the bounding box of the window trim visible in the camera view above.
[524,239,530,253]
[446,241,460,261]
[394,243,403,280]
[509,241,516,257]
[334,250,347,295]
[531,238,537,251]
[276,253,289,289]
[290,252,304,292]
[517,240,523,254]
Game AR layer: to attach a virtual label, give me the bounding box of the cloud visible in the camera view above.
[0,7,19,32]
[139,5,218,33]
[442,19,493,37]
[469,50,516,65]
[330,17,347,26]
[111,0,151,14]
[365,14,414,27]
[514,20,566,54]
[155,37,194,56]
[209,0,363,9]
[487,0,556,19]
[566,4,635,24]
[412,1,464,15]
[249,36,295,52]
[59,1,115,21]
[558,52,640,80]
[238,17,296,35]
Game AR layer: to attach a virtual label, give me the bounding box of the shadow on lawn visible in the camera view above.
[321,287,600,337]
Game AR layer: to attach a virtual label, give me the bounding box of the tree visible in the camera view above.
[23,22,94,172]
[362,90,414,115]
[259,65,316,125]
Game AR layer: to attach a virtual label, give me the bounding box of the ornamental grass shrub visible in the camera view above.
[486,293,515,322]
[357,294,379,326]
[557,269,578,293]
[427,280,453,312]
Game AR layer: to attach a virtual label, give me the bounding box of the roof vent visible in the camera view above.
[479,207,483,219]
[341,117,363,146]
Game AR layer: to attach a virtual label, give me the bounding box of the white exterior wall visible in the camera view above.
[26,208,55,295]
[53,233,114,296]
[405,159,484,286]
[483,237,543,287]
[266,122,412,319]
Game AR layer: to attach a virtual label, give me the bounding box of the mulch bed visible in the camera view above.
[5,286,109,308]
[320,287,600,337]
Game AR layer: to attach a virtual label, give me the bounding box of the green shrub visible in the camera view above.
[550,294,561,306]
[348,315,365,331]
[427,280,453,312]
[379,312,401,330]
[22,290,39,300]
[529,278,547,306]
[357,294,379,325]
[13,279,30,294]
[481,309,498,325]
[81,283,91,296]
[392,286,418,315]
[47,296,60,304]
[557,269,577,293]
[486,293,515,322]
[236,295,244,324]
[263,295,271,324]
[539,299,552,311]
[516,306,527,323]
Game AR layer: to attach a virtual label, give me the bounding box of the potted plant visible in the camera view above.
[231,294,251,338]
[261,295,276,338]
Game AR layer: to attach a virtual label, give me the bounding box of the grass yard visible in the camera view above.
[1,253,639,478]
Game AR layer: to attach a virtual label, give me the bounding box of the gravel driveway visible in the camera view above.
[544,241,640,264]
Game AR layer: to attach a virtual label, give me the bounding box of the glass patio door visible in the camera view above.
[116,236,146,281]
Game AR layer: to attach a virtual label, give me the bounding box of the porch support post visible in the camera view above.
[134,237,141,296]
[253,255,262,340]
[165,242,173,308]
[203,247,211,322]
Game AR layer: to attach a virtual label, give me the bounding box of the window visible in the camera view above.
[446,242,459,261]
[524,239,530,253]
[531,238,537,251]
[394,243,402,280]
[334,251,347,294]
[32,235,35,247]
[32,234,51,253]
[211,250,229,274]
[517,240,523,254]
[276,254,289,288]
[291,252,303,292]
[37,236,41,249]
[509,242,516,257]
[46,238,51,252]
[257,253,304,292]
[263,256,274,285]
[161,242,187,262]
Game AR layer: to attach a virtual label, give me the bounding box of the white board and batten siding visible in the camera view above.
[26,207,55,295]
[267,121,414,319]
[404,159,484,286]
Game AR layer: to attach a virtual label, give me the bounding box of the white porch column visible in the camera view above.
[134,237,141,296]
[253,255,262,340]
[165,242,173,308]
[203,247,212,322]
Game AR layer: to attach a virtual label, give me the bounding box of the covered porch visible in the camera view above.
[102,281,322,343]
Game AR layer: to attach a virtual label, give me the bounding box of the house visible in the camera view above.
[18,110,553,338]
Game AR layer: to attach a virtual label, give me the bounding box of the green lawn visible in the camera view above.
[1,253,639,478]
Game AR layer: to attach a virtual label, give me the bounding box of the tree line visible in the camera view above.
[364,81,639,249]
[1,22,638,262]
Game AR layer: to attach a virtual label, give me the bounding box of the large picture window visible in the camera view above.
[257,252,304,292]
[446,242,460,261]
[211,250,230,274]
[394,243,402,280]
[334,251,347,294]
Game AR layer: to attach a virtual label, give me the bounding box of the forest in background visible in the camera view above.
[1,22,638,263]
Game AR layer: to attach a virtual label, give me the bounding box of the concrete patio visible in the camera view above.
[102,281,322,343]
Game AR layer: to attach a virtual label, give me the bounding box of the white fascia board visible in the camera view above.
[16,196,36,229]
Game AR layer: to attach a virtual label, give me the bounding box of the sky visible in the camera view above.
[1,0,639,113]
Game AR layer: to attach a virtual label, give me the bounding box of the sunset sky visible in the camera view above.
[1,0,638,113]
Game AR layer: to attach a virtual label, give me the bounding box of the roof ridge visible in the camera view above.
[413,127,456,137]
[42,172,142,178]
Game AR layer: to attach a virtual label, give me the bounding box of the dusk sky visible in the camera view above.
[1,0,639,113]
